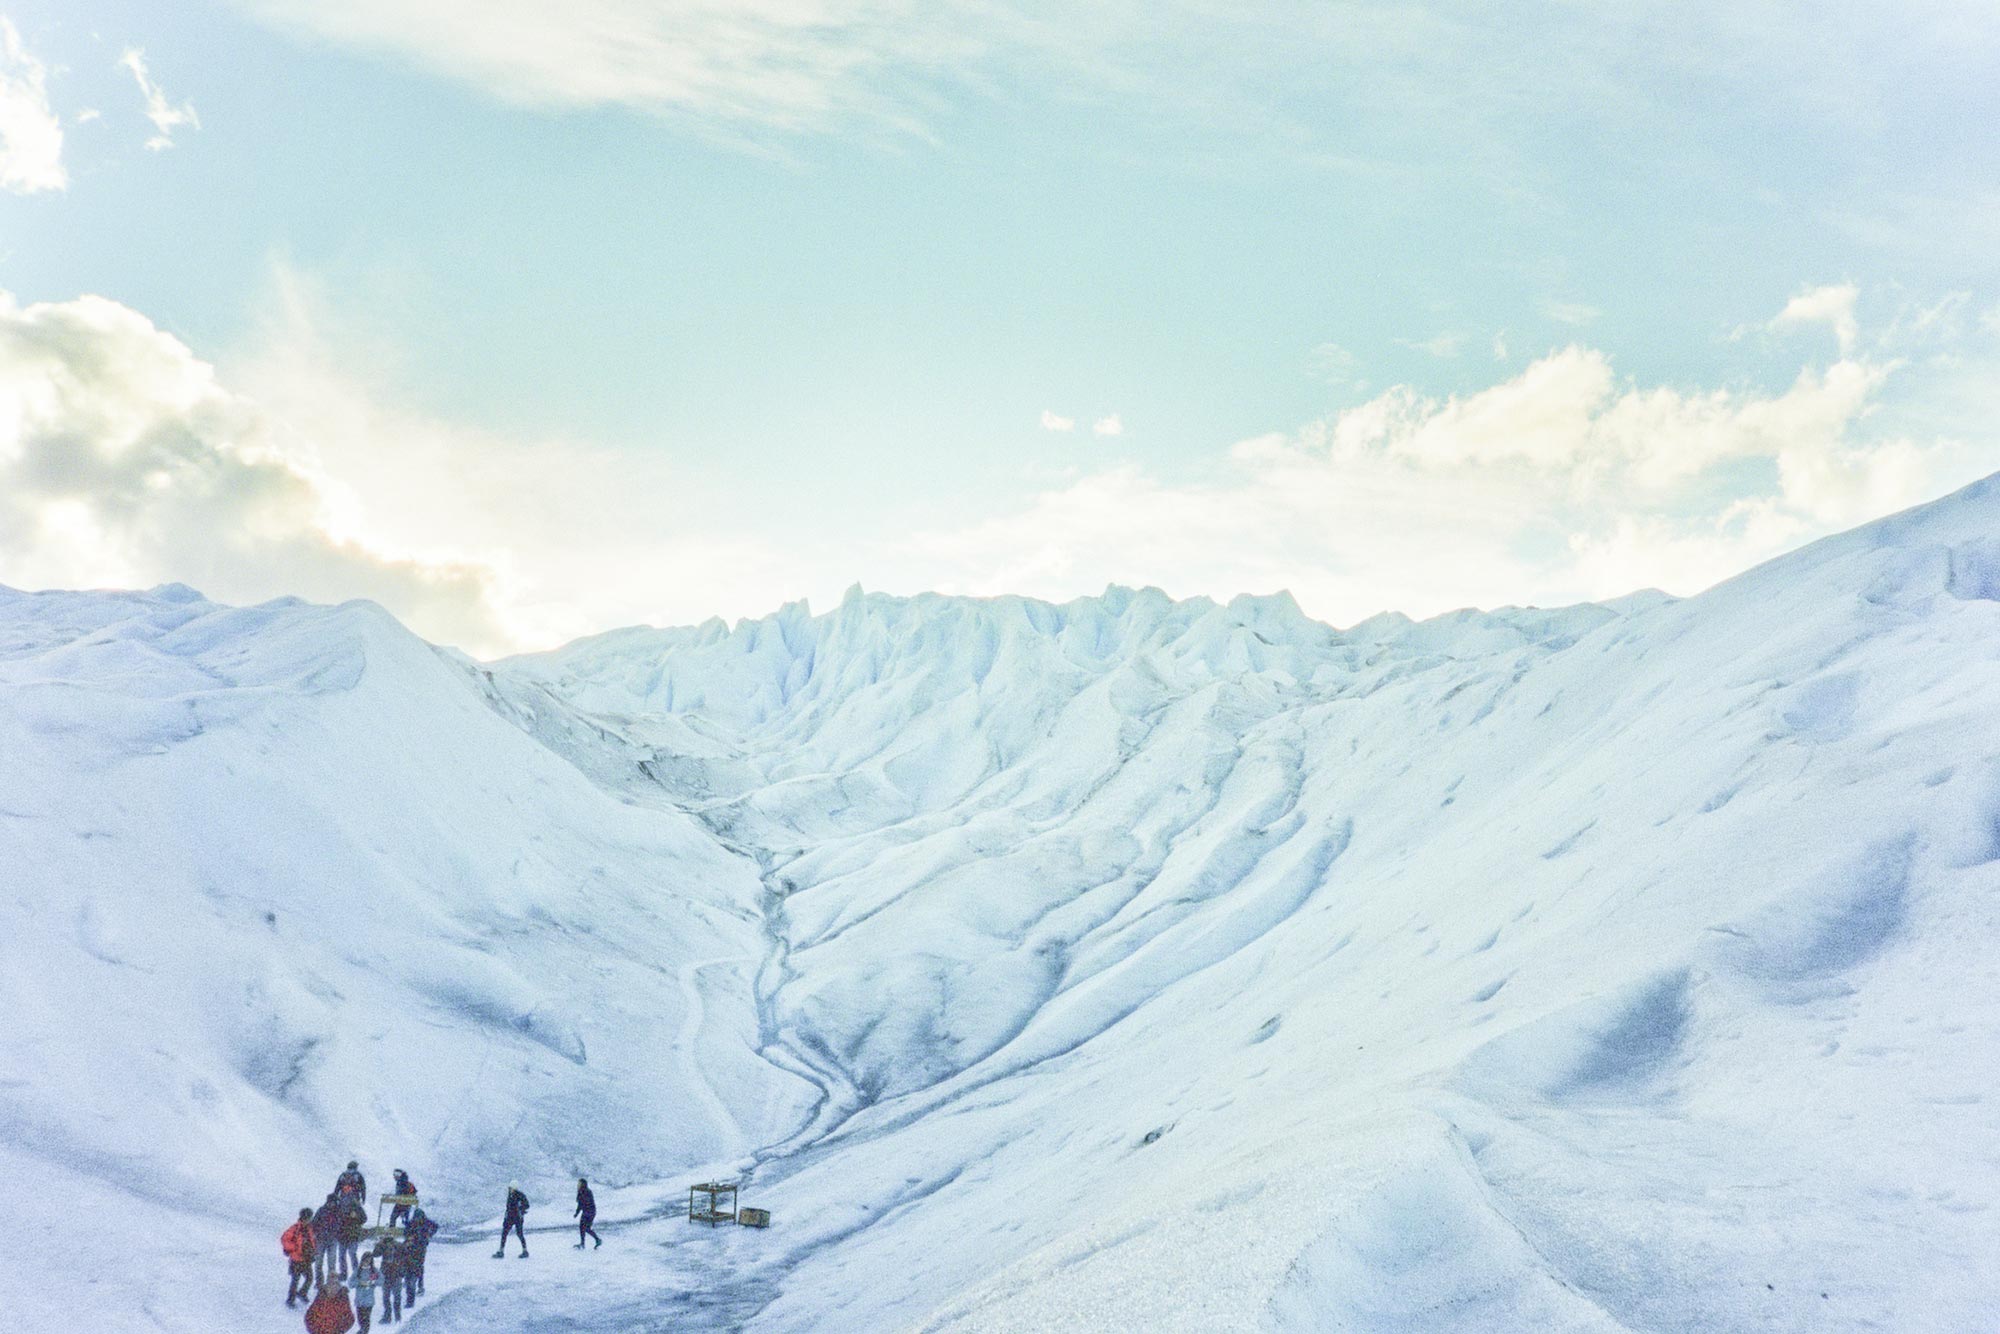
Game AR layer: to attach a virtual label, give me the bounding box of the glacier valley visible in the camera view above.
[7,479,2000,1331]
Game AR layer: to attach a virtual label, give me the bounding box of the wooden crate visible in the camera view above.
[737,1207,771,1229]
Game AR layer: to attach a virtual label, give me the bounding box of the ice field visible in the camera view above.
[7,477,2000,1330]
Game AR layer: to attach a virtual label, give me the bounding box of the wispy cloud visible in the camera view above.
[1307,342,1366,390]
[1544,300,1600,327]
[1039,409,1075,432]
[223,0,2000,245]
[1771,282,1859,355]
[1395,331,1462,359]
[232,0,1016,138]
[1092,413,1123,438]
[0,19,65,193]
[119,48,199,151]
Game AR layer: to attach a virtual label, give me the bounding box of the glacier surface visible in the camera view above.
[8,480,2000,1330]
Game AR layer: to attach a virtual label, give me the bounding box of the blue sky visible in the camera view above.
[0,0,1995,653]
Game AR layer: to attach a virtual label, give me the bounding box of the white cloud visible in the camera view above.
[0,19,65,193]
[1772,282,1859,355]
[1039,409,1075,432]
[1492,331,1509,361]
[119,48,199,151]
[1341,344,1896,500]
[1092,413,1123,438]
[0,290,512,652]
[898,310,1975,624]
[1544,300,1600,327]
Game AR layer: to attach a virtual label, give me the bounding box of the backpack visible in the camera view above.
[282,1222,311,1263]
[303,1288,355,1334]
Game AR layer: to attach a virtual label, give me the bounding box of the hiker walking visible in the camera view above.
[574,1178,601,1249]
[283,1208,317,1307]
[388,1169,417,1227]
[312,1193,345,1286]
[376,1240,405,1324]
[494,1181,530,1258]
[404,1207,439,1295]
[350,1253,381,1333]
[398,1229,421,1312]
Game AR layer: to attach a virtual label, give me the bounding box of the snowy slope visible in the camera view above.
[11,477,2000,1331]
[0,587,811,1329]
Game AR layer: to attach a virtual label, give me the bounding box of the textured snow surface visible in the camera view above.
[10,478,2000,1331]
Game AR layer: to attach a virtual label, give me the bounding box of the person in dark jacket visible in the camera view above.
[337,1196,367,1277]
[493,1182,530,1258]
[403,1208,439,1294]
[312,1193,345,1287]
[388,1169,417,1227]
[399,1230,420,1310]
[375,1239,405,1324]
[574,1178,601,1248]
[336,1161,366,1203]
[283,1208,316,1307]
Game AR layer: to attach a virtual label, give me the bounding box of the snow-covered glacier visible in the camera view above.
[9,478,2000,1331]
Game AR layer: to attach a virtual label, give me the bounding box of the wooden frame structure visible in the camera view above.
[688,1181,738,1226]
[364,1192,417,1243]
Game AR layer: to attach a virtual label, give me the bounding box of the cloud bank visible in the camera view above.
[0,292,509,652]
[0,283,1979,654]
[904,336,1956,624]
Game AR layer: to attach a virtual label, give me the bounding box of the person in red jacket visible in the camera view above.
[303,1277,355,1334]
[283,1208,316,1307]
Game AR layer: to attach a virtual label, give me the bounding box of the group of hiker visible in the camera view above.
[281,1162,605,1329]
[281,1161,438,1330]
